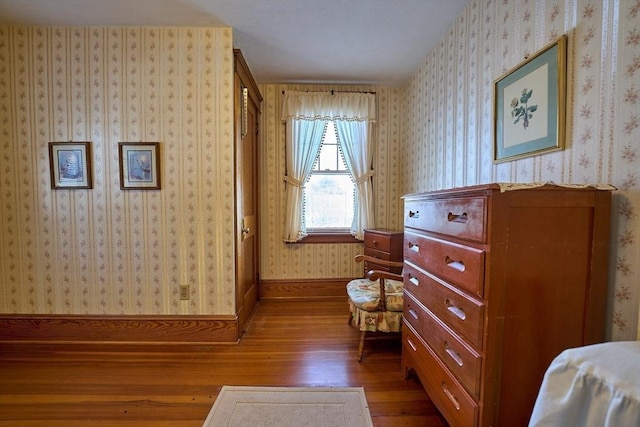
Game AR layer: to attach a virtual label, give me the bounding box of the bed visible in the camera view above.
[529,340,640,426]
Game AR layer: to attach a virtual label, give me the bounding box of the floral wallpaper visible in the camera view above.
[0,1,637,341]
[0,26,236,315]
[402,0,639,340]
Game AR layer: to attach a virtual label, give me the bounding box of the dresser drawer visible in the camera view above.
[403,322,478,427]
[404,291,482,399]
[363,229,404,274]
[363,230,401,254]
[364,247,392,260]
[403,261,484,349]
[404,196,487,243]
[404,231,486,298]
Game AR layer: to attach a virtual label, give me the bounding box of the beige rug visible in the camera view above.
[202,386,374,427]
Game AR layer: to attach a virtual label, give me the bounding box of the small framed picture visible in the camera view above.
[49,142,92,189]
[118,142,161,190]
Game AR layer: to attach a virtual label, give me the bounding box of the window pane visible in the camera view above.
[317,144,338,170]
[305,173,354,229]
[324,122,337,144]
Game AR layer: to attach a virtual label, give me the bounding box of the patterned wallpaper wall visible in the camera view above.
[0,26,237,315]
[257,84,405,280]
[401,0,639,340]
[0,2,637,340]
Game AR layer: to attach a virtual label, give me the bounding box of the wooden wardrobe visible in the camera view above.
[234,49,262,337]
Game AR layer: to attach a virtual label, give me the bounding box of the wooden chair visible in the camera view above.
[347,254,404,362]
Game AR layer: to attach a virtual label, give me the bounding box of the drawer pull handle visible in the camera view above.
[407,338,417,352]
[372,239,379,246]
[409,243,420,253]
[447,212,468,223]
[444,342,464,366]
[409,210,420,218]
[409,276,419,287]
[408,309,419,320]
[441,382,461,410]
[445,299,466,320]
[445,256,465,272]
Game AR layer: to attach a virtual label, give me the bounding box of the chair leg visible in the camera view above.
[358,330,366,362]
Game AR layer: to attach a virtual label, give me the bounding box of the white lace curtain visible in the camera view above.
[281,90,376,242]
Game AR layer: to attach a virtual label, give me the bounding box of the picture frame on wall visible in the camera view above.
[48,141,93,189]
[494,35,567,163]
[118,142,161,190]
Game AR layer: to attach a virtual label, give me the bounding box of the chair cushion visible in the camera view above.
[348,302,403,332]
[346,278,404,312]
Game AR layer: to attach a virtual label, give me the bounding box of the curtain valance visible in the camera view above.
[281,91,376,122]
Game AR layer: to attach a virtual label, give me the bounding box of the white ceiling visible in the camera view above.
[0,0,470,85]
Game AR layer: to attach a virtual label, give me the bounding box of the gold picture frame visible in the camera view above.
[494,35,567,163]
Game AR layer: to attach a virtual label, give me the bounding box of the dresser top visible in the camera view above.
[364,228,403,234]
[403,182,615,200]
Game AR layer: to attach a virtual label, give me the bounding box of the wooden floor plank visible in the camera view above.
[0,298,447,426]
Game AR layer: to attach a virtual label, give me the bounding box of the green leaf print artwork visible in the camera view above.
[511,88,538,129]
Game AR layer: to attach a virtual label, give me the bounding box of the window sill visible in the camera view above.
[295,233,361,244]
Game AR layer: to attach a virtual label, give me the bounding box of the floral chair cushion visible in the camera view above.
[346,278,404,311]
[348,302,403,333]
[347,278,404,333]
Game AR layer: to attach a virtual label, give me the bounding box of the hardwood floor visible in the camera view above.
[0,298,447,426]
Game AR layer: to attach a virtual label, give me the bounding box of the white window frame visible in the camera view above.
[303,121,355,234]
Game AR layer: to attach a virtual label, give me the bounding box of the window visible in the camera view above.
[281,90,375,243]
[303,121,355,234]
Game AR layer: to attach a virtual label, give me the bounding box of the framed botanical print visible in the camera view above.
[494,35,567,163]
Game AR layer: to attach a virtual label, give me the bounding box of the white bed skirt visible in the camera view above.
[529,341,640,427]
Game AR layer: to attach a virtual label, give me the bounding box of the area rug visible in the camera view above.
[202,386,374,427]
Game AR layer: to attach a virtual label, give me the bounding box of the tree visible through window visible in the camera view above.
[303,121,355,231]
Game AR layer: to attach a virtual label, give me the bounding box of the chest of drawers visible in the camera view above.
[363,228,403,275]
[401,184,612,427]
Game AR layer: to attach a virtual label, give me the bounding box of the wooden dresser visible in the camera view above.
[363,228,403,275]
[401,183,612,427]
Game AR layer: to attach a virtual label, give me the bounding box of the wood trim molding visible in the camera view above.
[0,315,239,344]
[297,233,360,244]
[233,48,262,105]
[261,278,357,299]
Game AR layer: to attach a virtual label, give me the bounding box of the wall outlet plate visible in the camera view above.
[179,285,189,300]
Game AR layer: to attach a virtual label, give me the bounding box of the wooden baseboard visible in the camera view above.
[0,314,239,344]
[0,280,357,344]
[261,278,355,299]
